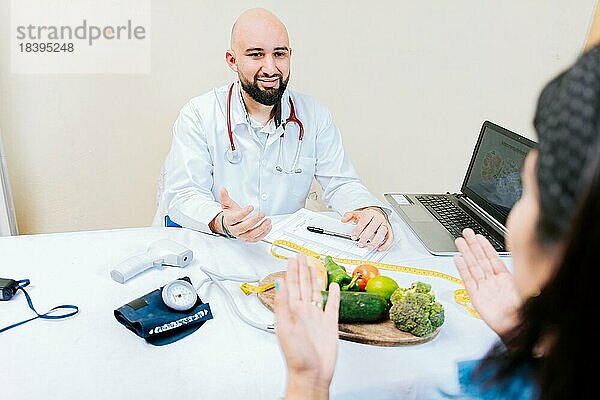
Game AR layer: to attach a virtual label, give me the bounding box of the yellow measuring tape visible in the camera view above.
[242,239,479,318]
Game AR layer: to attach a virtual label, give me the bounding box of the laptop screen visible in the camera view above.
[461,121,536,225]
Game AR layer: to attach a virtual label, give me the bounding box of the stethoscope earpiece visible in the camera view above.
[274,166,303,174]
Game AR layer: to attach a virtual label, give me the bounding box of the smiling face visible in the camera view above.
[226,9,291,106]
[506,150,561,299]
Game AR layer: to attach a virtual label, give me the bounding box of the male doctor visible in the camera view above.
[155,8,394,250]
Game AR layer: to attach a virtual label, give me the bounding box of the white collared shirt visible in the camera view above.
[153,81,390,232]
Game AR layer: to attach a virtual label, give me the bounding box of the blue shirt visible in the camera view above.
[455,358,539,399]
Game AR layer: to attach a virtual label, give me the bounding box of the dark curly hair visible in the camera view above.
[534,46,600,245]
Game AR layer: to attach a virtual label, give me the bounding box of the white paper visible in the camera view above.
[264,208,392,262]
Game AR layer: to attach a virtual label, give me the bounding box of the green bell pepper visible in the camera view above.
[324,256,352,289]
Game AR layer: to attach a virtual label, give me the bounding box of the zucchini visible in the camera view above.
[322,290,389,323]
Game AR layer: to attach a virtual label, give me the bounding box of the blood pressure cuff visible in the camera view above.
[114,276,213,346]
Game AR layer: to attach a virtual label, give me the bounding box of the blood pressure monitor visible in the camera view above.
[161,279,198,311]
[114,276,212,345]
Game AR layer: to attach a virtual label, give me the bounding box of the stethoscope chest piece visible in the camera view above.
[225,148,243,164]
[162,279,198,311]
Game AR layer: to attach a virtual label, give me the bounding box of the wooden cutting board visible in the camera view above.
[257,271,440,347]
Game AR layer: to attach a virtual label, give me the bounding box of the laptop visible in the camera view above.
[384,120,536,256]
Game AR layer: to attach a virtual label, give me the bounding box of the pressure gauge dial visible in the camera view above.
[161,279,198,311]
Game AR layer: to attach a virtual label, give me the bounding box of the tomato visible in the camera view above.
[356,277,367,291]
[352,264,379,282]
[351,265,379,291]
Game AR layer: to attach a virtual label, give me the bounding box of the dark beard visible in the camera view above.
[239,74,289,106]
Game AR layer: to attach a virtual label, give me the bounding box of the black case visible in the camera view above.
[0,278,19,301]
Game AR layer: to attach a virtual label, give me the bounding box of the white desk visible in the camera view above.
[0,215,500,399]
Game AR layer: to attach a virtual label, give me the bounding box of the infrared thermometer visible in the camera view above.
[110,239,193,284]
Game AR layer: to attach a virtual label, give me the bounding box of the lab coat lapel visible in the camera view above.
[230,81,249,133]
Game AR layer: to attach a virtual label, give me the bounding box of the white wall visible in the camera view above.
[0,0,596,234]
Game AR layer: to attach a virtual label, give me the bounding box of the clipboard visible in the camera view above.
[262,208,396,262]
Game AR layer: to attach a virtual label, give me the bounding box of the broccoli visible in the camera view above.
[410,281,431,294]
[389,287,407,305]
[428,301,445,329]
[388,282,445,337]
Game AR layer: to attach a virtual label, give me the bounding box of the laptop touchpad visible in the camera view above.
[403,206,434,222]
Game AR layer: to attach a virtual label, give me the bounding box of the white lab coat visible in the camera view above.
[153,81,390,232]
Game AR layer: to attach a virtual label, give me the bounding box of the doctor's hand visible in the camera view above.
[211,188,272,242]
[274,254,340,400]
[454,228,521,339]
[341,207,394,251]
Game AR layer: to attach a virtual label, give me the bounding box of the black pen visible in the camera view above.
[307,226,356,241]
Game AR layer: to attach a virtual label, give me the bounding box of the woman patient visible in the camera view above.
[274,45,600,399]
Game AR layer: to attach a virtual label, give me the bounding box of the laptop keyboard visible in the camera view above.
[415,195,506,252]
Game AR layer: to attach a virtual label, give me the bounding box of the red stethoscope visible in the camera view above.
[225,83,305,174]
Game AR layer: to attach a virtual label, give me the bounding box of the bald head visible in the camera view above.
[226,8,292,108]
[230,8,289,52]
